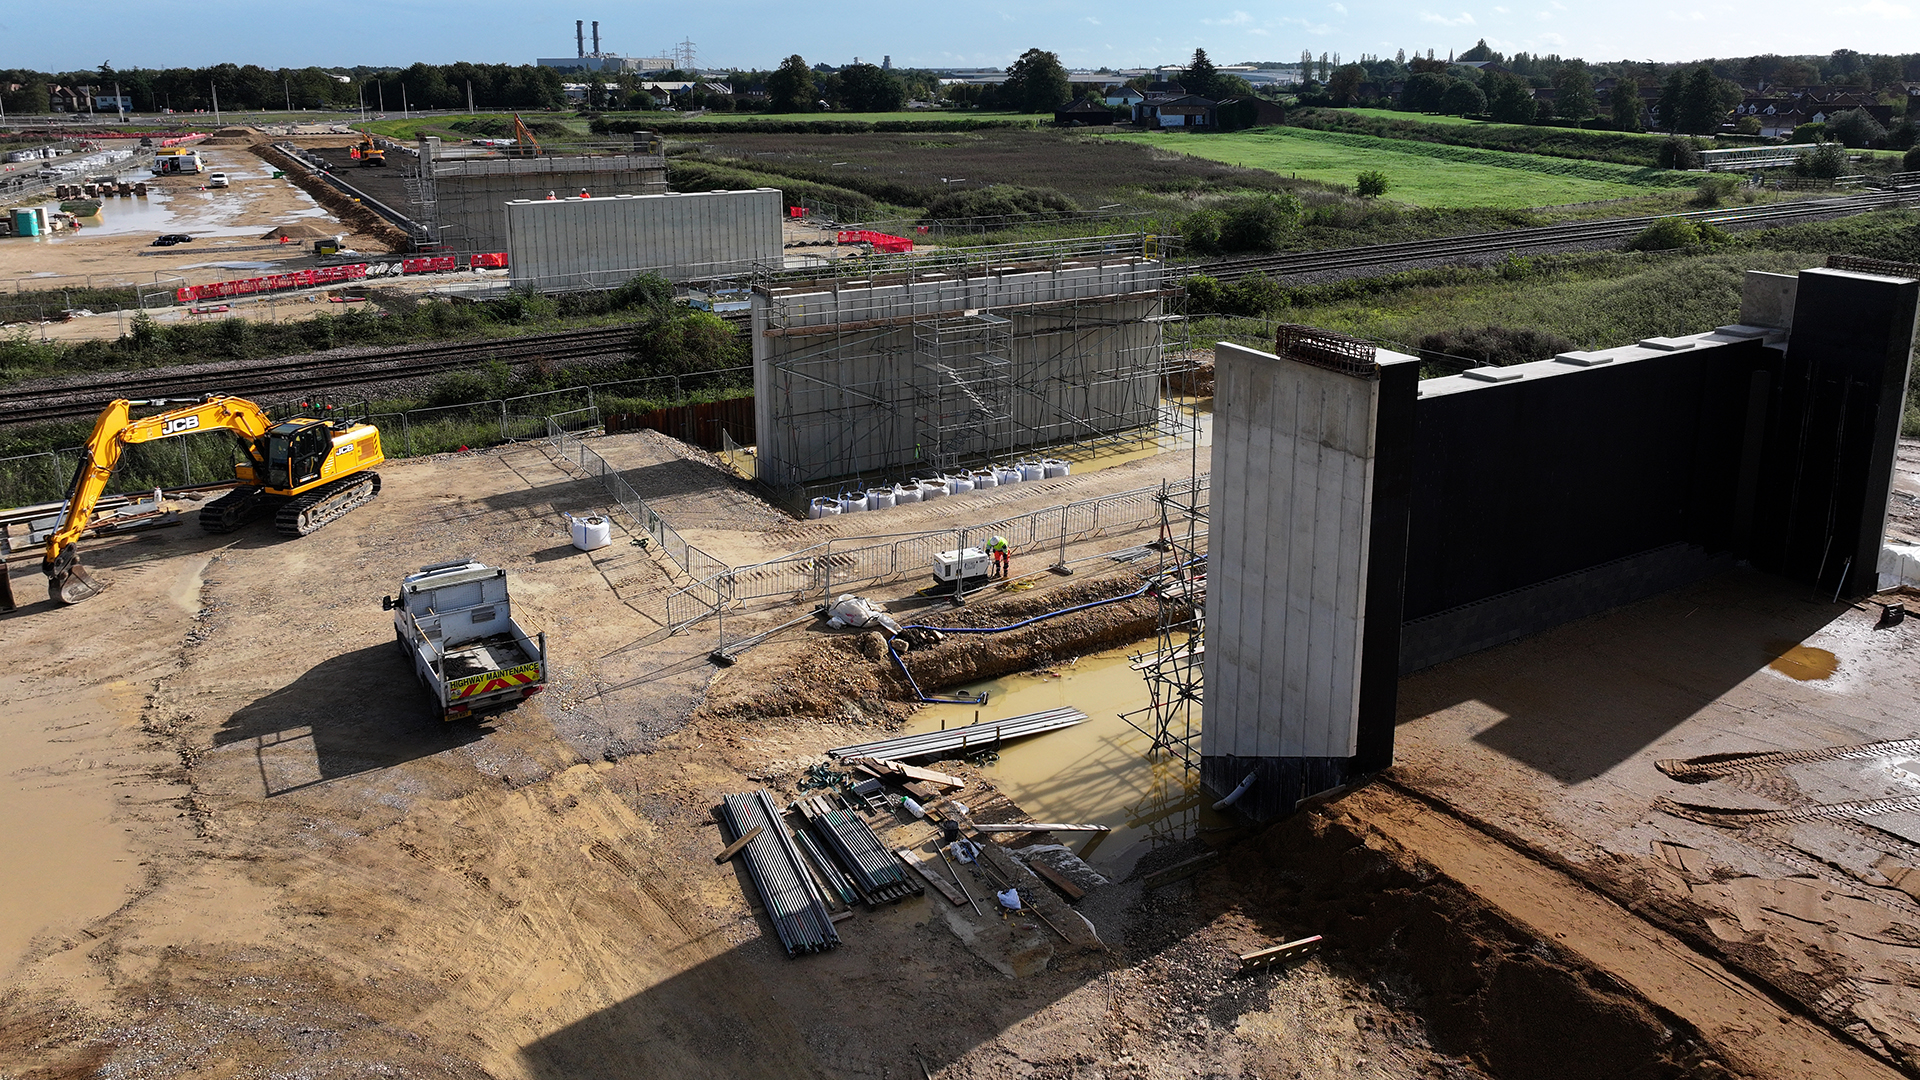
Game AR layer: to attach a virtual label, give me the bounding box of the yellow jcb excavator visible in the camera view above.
[44,395,384,605]
[356,131,387,167]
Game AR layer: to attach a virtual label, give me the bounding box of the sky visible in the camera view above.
[8,0,1920,74]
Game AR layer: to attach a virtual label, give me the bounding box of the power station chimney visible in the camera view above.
[592,21,601,55]
[575,20,585,58]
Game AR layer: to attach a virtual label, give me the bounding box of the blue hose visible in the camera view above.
[888,640,988,705]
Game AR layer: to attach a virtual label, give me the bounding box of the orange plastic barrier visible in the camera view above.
[835,229,913,253]
[401,255,460,275]
[175,263,370,304]
[469,252,509,269]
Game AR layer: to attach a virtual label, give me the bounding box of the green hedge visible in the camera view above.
[1292,108,1670,168]
[593,117,1039,136]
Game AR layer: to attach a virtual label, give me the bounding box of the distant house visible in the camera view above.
[1215,97,1287,130]
[1055,99,1117,125]
[1145,80,1187,95]
[1147,94,1216,129]
[1105,86,1145,109]
[1734,88,1893,137]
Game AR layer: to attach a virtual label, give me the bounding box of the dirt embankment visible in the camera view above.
[249,143,410,252]
[697,571,1172,729]
[1212,790,1729,1080]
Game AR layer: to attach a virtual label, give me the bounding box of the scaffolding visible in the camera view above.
[1120,310,1208,772]
[404,136,668,255]
[753,235,1184,507]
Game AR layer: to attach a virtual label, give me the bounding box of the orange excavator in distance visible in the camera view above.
[355,130,387,167]
[43,395,384,605]
[510,114,541,158]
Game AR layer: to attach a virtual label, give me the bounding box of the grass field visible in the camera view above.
[1336,108,1670,140]
[1108,127,1687,208]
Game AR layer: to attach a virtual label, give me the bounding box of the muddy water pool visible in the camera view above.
[906,645,1219,879]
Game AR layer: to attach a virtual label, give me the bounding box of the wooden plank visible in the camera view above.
[1238,935,1323,972]
[713,824,763,863]
[971,822,1111,834]
[903,780,945,802]
[1029,860,1086,902]
[894,848,966,906]
[879,760,965,788]
[1142,850,1219,889]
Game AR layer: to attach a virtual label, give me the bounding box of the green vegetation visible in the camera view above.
[0,275,741,388]
[1110,128,1690,209]
[1626,218,1729,250]
[1190,209,1920,433]
[0,276,752,504]
[1299,108,1671,162]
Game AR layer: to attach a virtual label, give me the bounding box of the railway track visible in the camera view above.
[3,188,1912,427]
[0,325,644,426]
[1196,189,1920,282]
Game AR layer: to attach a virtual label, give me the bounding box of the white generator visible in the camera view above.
[932,546,992,585]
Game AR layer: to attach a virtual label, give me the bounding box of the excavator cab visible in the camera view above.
[265,421,335,489]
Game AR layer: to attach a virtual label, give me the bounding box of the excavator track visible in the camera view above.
[274,471,381,537]
[198,486,278,533]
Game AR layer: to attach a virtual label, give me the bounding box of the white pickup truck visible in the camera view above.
[384,559,547,721]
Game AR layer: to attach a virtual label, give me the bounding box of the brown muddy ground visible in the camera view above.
[0,429,1907,1079]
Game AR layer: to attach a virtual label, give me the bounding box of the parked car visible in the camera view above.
[206,173,229,188]
[150,234,193,246]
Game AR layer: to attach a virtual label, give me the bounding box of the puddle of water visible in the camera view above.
[1767,641,1838,681]
[0,682,142,977]
[907,646,1218,876]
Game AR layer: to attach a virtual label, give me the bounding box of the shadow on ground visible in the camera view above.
[1399,568,1850,783]
[217,641,491,795]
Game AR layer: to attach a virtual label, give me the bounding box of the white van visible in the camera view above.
[206,172,230,188]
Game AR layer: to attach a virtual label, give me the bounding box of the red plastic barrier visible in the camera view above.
[835,229,913,253]
[400,255,459,275]
[175,263,369,304]
[788,206,805,218]
[469,252,509,269]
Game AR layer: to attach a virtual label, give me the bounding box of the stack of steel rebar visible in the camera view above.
[721,790,840,956]
[794,795,923,907]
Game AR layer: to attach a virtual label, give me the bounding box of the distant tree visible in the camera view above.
[1459,38,1496,62]
[1553,60,1596,121]
[1827,108,1887,148]
[837,63,906,111]
[1214,74,1257,98]
[1183,48,1218,99]
[1611,82,1644,131]
[1395,49,1407,66]
[1794,142,1848,178]
[1327,64,1366,106]
[1484,71,1536,123]
[1440,80,1486,116]
[1676,66,1738,134]
[767,54,815,112]
[1657,137,1703,169]
[1002,48,1070,112]
[1403,71,1452,112]
[1656,70,1686,131]
[1356,169,1390,197]
[1903,145,1920,171]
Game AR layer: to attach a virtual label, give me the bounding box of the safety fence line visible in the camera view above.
[662,474,1210,634]
[546,412,727,587]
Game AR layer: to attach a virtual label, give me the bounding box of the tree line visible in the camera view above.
[1,62,576,115]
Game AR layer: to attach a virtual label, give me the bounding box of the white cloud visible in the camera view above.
[1249,27,1270,34]
[1331,2,1348,12]
[1421,11,1477,25]
[1836,0,1912,14]
[1084,15,1101,24]
[1204,10,1256,25]
[1493,4,1510,10]
[1280,15,1337,33]
[1664,9,1707,20]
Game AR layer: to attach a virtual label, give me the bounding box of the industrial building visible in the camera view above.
[749,238,1176,502]
[1201,267,1919,821]
[504,188,783,291]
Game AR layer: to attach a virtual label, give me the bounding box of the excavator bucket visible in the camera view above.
[49,560,107,605]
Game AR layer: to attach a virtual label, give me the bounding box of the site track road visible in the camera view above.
[1194,188,1920,283]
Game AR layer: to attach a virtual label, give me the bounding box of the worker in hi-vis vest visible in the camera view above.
[989,535,1011,579]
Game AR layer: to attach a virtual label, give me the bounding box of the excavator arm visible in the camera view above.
[44,396,273,604]
[511,114,541,158]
